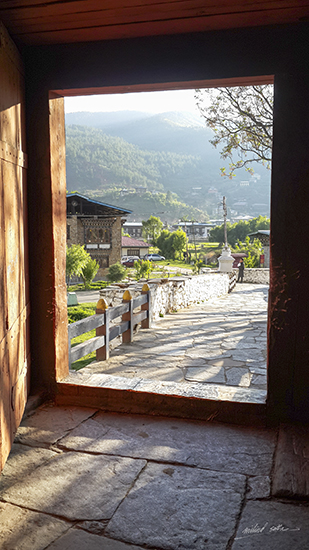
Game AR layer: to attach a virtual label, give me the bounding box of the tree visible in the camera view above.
[142,215,163,245]
[80,257,99,289]
[172,229,187,260]
[209,216,270,247]
[156,230,174,259]
[156,229,187,260]
[195,85,273,177]
[234,236,263,268]
[66,244,90,285]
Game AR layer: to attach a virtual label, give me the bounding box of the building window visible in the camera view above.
[98,228,111,243]
[127,248,140,256]
[67,224,70,239]
[92,254,109,268]
[85,226,111,244]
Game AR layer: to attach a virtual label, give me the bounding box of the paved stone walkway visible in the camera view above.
[70,283,268,404]
[1,403,309,549]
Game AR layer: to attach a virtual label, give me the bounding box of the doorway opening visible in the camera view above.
[57,76,273,411]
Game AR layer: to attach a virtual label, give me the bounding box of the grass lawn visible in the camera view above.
[70,329,96,371]
[158,259,194,270]
[67,280,108,292]
[68,303,97,370]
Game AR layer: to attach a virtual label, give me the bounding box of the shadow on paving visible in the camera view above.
[1,403,309,550]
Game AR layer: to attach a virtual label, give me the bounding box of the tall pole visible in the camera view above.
[223,196,228,248]
[218,196,233,272]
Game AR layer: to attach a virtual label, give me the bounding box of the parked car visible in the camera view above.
[122,256,140,267]
[144,254,165,261]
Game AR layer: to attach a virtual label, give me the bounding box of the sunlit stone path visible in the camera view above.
[68,283,268,403]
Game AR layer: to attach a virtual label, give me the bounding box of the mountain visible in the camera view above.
[65,110,151,128]
[65,110,271,221]
[65,110,213,157]
[65,124,205,194]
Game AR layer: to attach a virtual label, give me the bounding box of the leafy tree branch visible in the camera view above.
[195,85,273,177]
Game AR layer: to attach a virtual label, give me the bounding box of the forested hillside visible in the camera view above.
[66,124,203,194]
[65,110,271,221]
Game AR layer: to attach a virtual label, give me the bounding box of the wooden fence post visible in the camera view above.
[141,283,151,329]
[122,290,133,344]
[96,298,109,361]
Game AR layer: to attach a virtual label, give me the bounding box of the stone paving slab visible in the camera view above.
[247,475,271,499]
[185,365,226,384]
[47,528,145,550]
[3,402,309,550]
[105,462,246,550]
[134,377,266,402]
[65,370,267,403]
[0,501,70,550]
[14,404,97,447]
[59,412,276,476]
[1,452,146,520]
[82,360,185,382]
[69,284,268,401]
[0,443,57,491]
[232,500,309,549]
[225,367,252,387]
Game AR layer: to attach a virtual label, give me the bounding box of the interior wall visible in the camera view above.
[0,23,30,471]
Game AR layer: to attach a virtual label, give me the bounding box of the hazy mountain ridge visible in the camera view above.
[65,110,211,156]
[65,110,271,220]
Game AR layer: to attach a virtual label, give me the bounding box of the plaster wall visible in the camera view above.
[100,273,231,322]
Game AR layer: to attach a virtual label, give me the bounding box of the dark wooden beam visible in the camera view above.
[1,1,309,45]
[268,72,309,422]
[25,84,68,392]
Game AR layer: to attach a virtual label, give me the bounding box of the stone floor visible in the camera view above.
[1,402,309,549]
[68,283,268,404]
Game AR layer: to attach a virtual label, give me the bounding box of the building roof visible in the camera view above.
[176,222,214,227]
[67,193,132,217]
[248,230,270,236]
[122,236,149,248]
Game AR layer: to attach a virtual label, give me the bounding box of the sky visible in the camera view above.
[64,88,200,114]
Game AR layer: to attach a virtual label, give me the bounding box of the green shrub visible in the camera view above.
[107,262,126,283]
[134,259,152,280]
[80,257,99,288]
[193,259,205,275]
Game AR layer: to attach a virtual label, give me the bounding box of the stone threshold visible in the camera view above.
[56,372,267,427]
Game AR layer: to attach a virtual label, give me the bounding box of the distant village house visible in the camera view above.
[121,236,150,258]
[248,229,270,268]
[173,221,214,241]
[67,193,132,276]
[122,221,143,239]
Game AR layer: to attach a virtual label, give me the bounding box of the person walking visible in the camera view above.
[237,258,245,283]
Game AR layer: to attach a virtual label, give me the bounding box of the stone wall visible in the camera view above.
[100,272,231,322]
[67,215,83,247]
[235,268,270,284]
[67,215,123,277]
